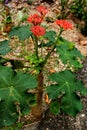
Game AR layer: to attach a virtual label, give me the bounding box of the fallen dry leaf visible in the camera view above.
[44,94,51,104]
[49,69,56,73]
[3,23,13,33]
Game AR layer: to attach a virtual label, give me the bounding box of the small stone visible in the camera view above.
[81,114,85,117]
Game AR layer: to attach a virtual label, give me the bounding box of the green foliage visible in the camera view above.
[6,16,12,24]
[2,122,23,130]
[47,70,87,117]
[25,53,43,73]
[81,22,87,36]
[40,30,57,47]
[38,30,57,48]
[70,0,87,20]
[58,0,70,19]
[10,60,24,69]
[25,54,43,65]
[27,0,36,4]
[28,93,36,106]
[0,57,8,65]
[9,25,32,41]
[50,101,60,115]
[0,40,11,55]
[56,37,84,69]
[44,30,57,43]
[0,66,37,128]
[59,0,87,35]
[0,0,4,2]
[70,0,87,35]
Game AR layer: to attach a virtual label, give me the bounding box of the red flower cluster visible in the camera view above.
[37,5,48,17]
[27,14,42,25]
[27,5,48,26]
[30,25,46,37]
[27,6,48,37]
[55,20,73,30]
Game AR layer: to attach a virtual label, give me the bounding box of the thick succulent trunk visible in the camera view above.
[37,70,43,106]
[31,70,44,120]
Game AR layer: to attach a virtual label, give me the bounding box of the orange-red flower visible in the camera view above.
[27,14,42,25]
[31,25,46,37]
[37,5,48,17]
[55,20,73,30]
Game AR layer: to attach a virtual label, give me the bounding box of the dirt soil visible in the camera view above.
[0,0,87,130]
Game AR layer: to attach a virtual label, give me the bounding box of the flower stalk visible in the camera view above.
[34,37,39,60]
[43,28,63,67]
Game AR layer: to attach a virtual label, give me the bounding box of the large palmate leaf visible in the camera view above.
[46,70,87,117]
[0,40,11,55]
[9,25,31,41]
[0,66,37,128]
[56,37,84,69]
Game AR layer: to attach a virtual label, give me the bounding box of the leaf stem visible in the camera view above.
[43,44,56,66]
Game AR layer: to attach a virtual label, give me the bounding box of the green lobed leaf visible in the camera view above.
[0,66,37,128]
[28,93,36,106]
[50,101,60,115]
[56,37,84,69]
[0,40,11,55]
[46,70,87,117]
[61,93,82,117]
[0,57,8,65]
[44,30,57,42]
[8,25,31,41]
[39,31,57,47]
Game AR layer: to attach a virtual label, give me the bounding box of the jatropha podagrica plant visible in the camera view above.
[0,5,87,128]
